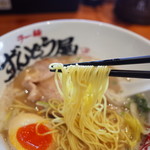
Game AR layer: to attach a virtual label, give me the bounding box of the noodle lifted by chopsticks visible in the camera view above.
[47,64,144,150]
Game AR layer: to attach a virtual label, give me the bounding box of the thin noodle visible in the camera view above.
[47,64,143,150]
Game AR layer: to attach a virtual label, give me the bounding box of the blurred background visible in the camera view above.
[0,0,150,39]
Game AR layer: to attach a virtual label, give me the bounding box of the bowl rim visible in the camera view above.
[0,19,150,45]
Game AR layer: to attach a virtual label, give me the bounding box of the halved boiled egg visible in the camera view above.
[8,113,54,150]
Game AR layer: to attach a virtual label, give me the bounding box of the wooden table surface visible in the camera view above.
[0,2,150,40]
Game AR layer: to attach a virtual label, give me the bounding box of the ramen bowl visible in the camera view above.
[0,19,150,150]
[0,19,150,93]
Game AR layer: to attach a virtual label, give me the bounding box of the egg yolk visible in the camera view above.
[17,123,52,150]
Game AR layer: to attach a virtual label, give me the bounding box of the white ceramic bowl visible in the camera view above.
[0,19,150,149]
[0,19,150,96]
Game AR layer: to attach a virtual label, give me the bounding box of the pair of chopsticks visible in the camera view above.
[50,55,150,79]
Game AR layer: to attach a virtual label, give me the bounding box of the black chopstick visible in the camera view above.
[63,55,150,67]
[50,69,150,79]
[110,70,150,79]
[49,55,150,79]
